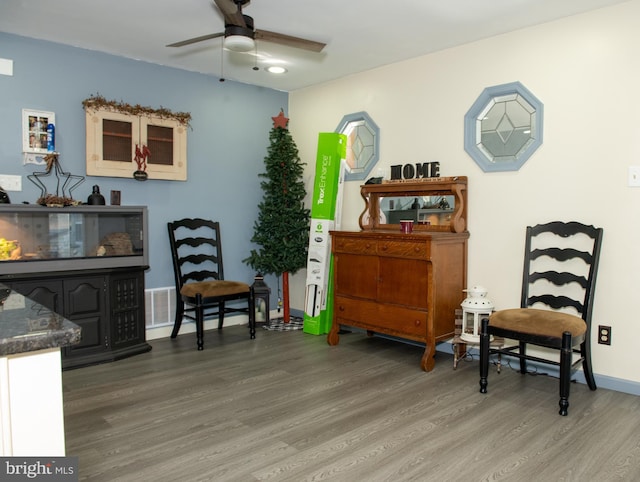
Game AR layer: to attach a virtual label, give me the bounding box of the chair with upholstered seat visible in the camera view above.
[168,218,256,350]
[479,221,603,415]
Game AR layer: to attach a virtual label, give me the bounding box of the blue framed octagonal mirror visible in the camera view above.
[335,111,380,181]
[464,82,543,172]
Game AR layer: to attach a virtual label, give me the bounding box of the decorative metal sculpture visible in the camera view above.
[28,153,85,206]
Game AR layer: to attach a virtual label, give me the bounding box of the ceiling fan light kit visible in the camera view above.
[224,34,255,52]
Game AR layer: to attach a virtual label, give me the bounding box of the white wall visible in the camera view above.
[288,1,640,383]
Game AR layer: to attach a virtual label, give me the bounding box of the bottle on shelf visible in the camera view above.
[87,185,105,205]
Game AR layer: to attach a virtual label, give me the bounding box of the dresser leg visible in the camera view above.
[421,344,435,372]
[327,324,340,345]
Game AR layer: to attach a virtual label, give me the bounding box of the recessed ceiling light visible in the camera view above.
[266,66,287,74]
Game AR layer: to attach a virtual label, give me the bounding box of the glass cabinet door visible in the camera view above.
[140,116,187,181]
[86,110,140,177]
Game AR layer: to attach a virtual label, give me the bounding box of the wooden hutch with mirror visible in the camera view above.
[328,176,468,371]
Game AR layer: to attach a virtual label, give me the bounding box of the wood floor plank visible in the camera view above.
[63,325,640,481]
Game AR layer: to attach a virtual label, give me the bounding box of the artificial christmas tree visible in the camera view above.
[244,111,310,323]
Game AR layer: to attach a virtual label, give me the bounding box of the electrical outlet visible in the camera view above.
[598,325,611,345]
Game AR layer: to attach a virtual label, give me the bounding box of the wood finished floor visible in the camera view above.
[63,324,640,481]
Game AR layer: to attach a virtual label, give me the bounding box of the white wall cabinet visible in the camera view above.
[86,108,187,181]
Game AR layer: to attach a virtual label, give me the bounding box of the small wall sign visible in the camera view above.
[389,161,440,181]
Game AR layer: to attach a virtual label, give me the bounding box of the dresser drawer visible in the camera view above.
[334,235,429,260]
[334,295,428,340]
[333,236,376,255]
[377,240,428,259]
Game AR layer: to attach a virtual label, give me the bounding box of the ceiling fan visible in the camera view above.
[167,0,326,53]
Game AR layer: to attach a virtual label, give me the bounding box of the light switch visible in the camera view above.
[628,166,640,187]
[0,175,22,191]
[0,58,13,76]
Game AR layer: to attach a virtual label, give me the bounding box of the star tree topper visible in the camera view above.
[272,110,289,129]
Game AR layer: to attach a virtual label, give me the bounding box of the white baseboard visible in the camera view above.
[436,341,640,396]
[145,314,248,341]
[145,309,282,341]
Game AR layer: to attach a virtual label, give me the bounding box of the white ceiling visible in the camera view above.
[0,0,629,92]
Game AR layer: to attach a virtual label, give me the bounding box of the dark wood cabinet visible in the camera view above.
[328,178,469,372]
[0,204,151,369]
[3,268,150,369]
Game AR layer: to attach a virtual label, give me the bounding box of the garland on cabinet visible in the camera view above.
[82,94,192,128]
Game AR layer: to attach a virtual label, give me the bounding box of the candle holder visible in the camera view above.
[460,286,494,343]
[252,274,271,325]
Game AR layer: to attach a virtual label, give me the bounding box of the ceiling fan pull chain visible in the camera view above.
[219,41,225,82]
[253,42,259,71]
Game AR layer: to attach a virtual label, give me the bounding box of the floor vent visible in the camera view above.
[145,287,176,328]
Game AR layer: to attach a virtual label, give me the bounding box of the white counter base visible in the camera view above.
[0,348,66,456]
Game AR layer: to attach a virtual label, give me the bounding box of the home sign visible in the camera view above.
[389,161,440,181]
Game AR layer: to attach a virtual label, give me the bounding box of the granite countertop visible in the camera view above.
[0,285,81,356]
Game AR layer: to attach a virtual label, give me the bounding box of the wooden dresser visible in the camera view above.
[327,177,468,371]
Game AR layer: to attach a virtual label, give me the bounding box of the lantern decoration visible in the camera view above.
[460,286,494,343]
[252,274,271,324]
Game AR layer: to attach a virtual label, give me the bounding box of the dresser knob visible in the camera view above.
[414,319,421,326]
[339,305,345,312]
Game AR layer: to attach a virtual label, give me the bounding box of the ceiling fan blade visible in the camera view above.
[213,0,247,27]
[255,30,326,53]
[166,32,224,48]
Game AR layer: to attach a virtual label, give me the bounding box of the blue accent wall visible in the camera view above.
[0,33,288,290]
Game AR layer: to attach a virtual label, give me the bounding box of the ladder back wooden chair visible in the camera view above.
[167,218,256,350]
[479,221,603,415]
